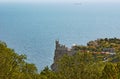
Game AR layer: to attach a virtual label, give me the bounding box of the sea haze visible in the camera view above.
[0,3,120,71]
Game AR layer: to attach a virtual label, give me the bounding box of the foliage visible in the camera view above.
[0,41,39,79]
[1,38,120,79]
[56,52,105,79]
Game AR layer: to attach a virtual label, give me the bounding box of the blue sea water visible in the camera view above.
[0,3,120,71]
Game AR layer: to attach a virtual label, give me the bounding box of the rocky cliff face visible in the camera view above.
[51,41,76,71]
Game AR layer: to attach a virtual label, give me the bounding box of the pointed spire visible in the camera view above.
[55,40,60,49]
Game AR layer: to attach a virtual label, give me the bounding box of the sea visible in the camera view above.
[0,2,120,71]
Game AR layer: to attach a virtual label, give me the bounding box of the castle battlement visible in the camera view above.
[55,40,77,54]
[55,40,68,51]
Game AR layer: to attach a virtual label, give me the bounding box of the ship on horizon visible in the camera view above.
[73,2,82,5]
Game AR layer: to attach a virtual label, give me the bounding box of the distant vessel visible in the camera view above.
[74,2,82,5]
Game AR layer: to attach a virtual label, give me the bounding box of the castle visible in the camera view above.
[51,40,77,71]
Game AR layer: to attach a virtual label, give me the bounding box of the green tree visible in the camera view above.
[0,41,39,79]
[56,52,104,79]
[40,66,57,79]
[101,63,118,79]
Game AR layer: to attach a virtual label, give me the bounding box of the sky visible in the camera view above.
[0,0,120,3]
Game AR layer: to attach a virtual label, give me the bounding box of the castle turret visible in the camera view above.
[55,40,60,49]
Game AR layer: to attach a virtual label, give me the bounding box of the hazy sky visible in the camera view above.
[0,0,120,3]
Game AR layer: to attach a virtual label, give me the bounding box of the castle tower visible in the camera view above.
[55,40,60,49]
